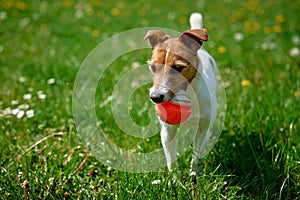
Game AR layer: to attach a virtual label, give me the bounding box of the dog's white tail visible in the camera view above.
[190,13,203,29]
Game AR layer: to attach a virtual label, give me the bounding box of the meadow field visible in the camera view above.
[0,0,300,199]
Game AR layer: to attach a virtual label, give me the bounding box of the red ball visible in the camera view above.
[155,101,192,125]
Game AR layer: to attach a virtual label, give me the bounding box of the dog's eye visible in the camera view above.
[171,65,185,73]
[149,65,156,73]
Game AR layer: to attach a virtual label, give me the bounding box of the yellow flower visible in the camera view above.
[97,10,105,18]
[241,80,251,87]
[92,30,100,38]
[179,17,187,25]
[294,91,299,97]
[111,8,120,16]
[63,0,72,8]
[2,1,13,10]
[253,22,261,32]
[245,1,258,12]
[275,14,285,24]
[273,25,282,33]
[16,1,27,11]
[264,26,272,34]
[40,24,47,31]
[86,8,94,16]
[218,46,227,54]
[244,20,261,34]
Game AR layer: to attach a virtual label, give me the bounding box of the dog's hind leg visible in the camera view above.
[190,118,210,176]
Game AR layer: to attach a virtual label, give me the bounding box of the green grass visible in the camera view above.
[1,0,300,199]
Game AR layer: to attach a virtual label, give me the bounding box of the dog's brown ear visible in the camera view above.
[143,30,169,48]
[179,29,208,52]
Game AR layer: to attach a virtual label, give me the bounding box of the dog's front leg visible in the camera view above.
[159,119,179,172]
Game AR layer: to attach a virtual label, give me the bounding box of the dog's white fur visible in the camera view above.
[156,13,217,175]
[160,55,217,174]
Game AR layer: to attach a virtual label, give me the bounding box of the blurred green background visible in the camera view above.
[0,0,299,199]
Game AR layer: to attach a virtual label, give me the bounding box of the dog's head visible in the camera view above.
[143,29,208,103]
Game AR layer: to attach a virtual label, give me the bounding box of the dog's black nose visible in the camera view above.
[150,94,164,103]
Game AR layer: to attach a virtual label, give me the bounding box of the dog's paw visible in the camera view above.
[189,171,198,184]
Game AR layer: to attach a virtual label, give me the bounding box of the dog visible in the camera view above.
[143,13,218,176]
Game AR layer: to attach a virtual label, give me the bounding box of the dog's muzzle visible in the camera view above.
[150,93,165,103]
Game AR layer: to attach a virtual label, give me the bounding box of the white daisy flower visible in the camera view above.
[47,78,55,85]
[151,180,161,185]
[0,11,7,20]
[37,91,47,100]
[38,93,46,100]
[289,47,299,58]
[26,110,34,118]
[11,100,19,105]
[261,42,276,50]
[234,32,244,42]
[11,108,20,115]
[3,107,12,115]
[131,61,140,69]
[18,104,29,110]
[23,93,32,100]
[18,77,27,83]
[16,110,25,119]
[292,35,299,45]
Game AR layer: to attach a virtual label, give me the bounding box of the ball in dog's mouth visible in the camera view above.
[155,89,192,125]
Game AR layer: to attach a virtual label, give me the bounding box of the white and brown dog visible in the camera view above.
[144,13,217,176]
